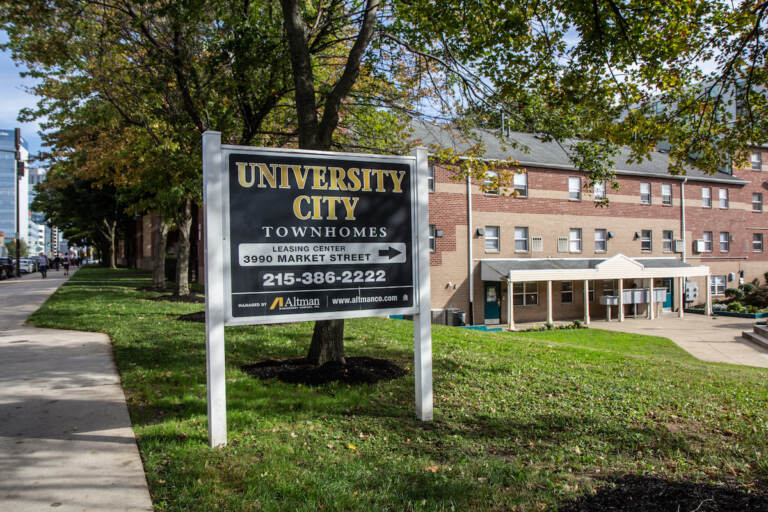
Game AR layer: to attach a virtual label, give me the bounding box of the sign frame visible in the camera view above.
[218,144,420,326]
[202,132,433,448]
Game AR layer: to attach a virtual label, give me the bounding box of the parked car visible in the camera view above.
[0,257,14,279]
[13,258,36,273]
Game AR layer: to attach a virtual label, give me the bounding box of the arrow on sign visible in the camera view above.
[378,246,402,260]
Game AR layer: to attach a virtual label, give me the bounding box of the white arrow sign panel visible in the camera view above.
[238,243,407,266]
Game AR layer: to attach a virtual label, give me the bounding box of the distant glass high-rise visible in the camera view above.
[0,129,29,243]
[28,166,47,255]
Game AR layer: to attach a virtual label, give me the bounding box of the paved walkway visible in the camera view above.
[591,313,768,368]
[0,269,153,511]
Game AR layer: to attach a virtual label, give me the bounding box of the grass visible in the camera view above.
[30,267,768,511]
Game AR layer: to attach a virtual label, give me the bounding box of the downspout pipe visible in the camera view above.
[467,172,474,325]
[681,177,688,263]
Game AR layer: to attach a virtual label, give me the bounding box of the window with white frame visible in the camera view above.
[569,228,582,252]
[661,184,672,205]
[561,281,573,304]
[640,183,651,204]
[753,192,763,212]
[513,282,538,306]
[484,170,499,195]
[711,275,726,295]
[594,229,607,252]
[663,230,673,252]
[753,233,764,252]
[702,187,712,208]
[532,236,543,252]
[557,236,569,253]
[514,226,529,252]
[703,231,713,251]
[641,230,652,251]
[514,172,528,197]
[720,231,730,252]
[752,151,763,171]
[429,224,436,252]
[485,226,500,251]
[719,188,729,208]
[568,177,581,200]
[593,181,606,201]
[428,165,435,192]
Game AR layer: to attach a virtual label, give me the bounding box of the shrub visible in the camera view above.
[574,320,583,328]
[727,302,744,312]
[739,283,756,293]
[544,322,554,330]
[725,288,745,301]
[764,271,768,285]
[746,305,758,313]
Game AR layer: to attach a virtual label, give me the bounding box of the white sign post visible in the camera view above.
[202,132,433,447]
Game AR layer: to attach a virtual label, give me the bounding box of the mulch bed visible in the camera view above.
[178,311,205,322]
[558,475,768,511]
[241,356,406,386]
[147,294,205,303]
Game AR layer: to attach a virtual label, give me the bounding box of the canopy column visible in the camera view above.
[705,275,712,316]
[648,278,655,320]
[583,280,590,326]
[546,280,553,324]
[678,276,685,318]
[618,279,625,322]
[507,275,515,331]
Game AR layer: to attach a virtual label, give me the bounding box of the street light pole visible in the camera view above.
[14,128,24,278]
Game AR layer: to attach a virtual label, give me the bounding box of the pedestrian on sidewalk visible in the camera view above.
[62,255,70,276]
[53,255,60,271]
[39,254,48,278]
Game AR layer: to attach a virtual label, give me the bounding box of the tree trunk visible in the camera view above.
[101,218,117,269]
[174,199,192,297]
[152,216,170,290]
[307,319,345,365]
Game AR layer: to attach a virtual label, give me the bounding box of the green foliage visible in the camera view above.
[727,302,745,312]
[27,268,768,512]
[740,283,756,293]
[4,239,28,258]
[725,288,745,301]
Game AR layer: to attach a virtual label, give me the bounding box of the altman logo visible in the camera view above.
[269,296,320,311]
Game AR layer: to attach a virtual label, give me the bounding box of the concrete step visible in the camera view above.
[742,330,768,350]
[754,324,768,337]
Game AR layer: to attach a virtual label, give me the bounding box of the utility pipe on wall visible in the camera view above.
[467,173,474,325]
[681,177,688,263]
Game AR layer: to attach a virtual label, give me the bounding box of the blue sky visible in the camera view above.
[0,31,44,159]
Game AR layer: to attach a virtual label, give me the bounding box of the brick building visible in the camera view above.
[416,124,767,327]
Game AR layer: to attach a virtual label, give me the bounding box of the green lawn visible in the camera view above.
[30,267,768,511]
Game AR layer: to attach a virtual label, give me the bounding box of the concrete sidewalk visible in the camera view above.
[0,270,153,511]
[592,313,768,368]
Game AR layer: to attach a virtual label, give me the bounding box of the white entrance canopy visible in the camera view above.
[479,254,711,329]
[480,254,709,282]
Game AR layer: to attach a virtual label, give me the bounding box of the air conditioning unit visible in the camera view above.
[693,239,705,253]
[673,239,684,253]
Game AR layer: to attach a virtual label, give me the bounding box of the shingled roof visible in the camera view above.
[410,121,748,185]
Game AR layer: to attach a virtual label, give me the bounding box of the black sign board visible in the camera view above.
[223,149,418,324]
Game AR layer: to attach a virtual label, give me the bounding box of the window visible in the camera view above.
[663,230,673,252]
[568,177,581,200]
[569,228,582,252]
[703,231,713,251]
[753,233,764,252]
[752,151,762,171]
[753,193,763,212]
[484,170,499,195]
[514,226,529,251]
[661,184,672,205]
[485,226,499,251]
[561,281,573,304]
[593,181,606,201]
[719,188,729,208]
[711,275,726,296]
[557,236,569,253]
[720,232,730,252]
[513,282,538,306]
[429,224,436,252]
[702,187,712,208]
[641,230,652,251]
[428,165,435,192]
[640,183,651,204]
[531,236,543,252]
[594,229,607,252]
[514,172,528,197]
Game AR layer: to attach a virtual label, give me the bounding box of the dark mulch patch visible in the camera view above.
[558,475,768,512]
[241,356,406,386]
[178,311,205,322]
[137,285,172,292]
[147,294,205,303]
